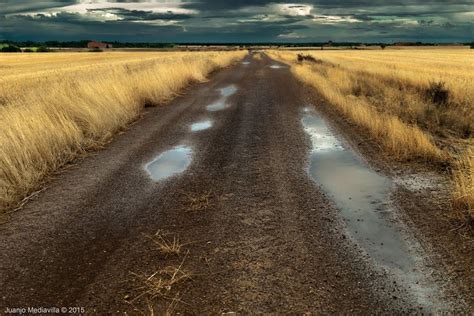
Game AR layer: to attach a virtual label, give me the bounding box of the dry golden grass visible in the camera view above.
[182,190,214,212]
[135,264,191,300]
[133,242,191,313]
[131,255,191,305]
[268,50,444,161]
[267,49,473,222]
[0,51,246,211]
[452,148,474,224]
[147,231,183,256]
[305,50,473,138]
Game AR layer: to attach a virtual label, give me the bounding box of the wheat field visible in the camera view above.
[267,49,473,221]
[0,51,246,211]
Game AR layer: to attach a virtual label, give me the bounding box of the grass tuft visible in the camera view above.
[297,54,322,64]
[147,231,183,256]
[426,81,450,106]
[182,190,214,212]
[132,251,191,304]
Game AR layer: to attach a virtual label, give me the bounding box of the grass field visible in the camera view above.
[0,51,246,211]
[268,49,473,223]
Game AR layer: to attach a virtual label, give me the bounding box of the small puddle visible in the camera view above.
[220,85,238,97]
[270,64,284,69]
[206,99,227,111]
[191,120,212,132]
[302,107,439,309]
[206,85,237,112]
[144,146,192,182]
[242,61,250,65]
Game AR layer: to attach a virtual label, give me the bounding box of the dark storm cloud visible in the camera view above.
[0,0,75,14]
[0,12,185,41]
[0,0,473,42]
[183,0,474,10]
[87,8,193,21]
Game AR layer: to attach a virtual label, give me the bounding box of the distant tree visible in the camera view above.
[1,45,21,52]
[45,41,59,47]
[381,44,387,50]
[23,48,34,53]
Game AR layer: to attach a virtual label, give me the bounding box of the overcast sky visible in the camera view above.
[0,0,472,42]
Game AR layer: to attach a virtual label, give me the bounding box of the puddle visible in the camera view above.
[206,85,238,112]
[144,146,192,181]
[191,120,212,132]
[302,115,344,152]
[220,85,238,97]
[206,99,227,111]
[302,107,440,309]
[270,64,284,69]
[242,61,250,65]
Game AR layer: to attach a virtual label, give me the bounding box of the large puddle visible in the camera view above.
[206,85,237,112]
[144,146,192,182]
[191,120,212,132]
[302,107,439,309]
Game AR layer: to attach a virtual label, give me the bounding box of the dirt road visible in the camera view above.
[0,54,470,314]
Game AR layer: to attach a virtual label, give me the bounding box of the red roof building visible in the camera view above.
[87,41,113,49]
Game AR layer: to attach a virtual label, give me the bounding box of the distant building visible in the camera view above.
[87,41,113,49]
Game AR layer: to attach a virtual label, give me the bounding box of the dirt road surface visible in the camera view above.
[0,54,471,314]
